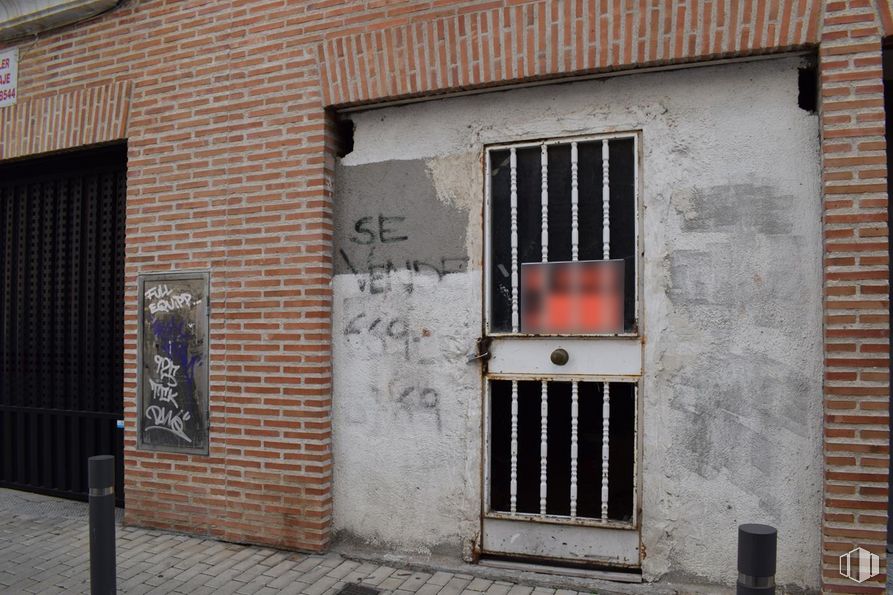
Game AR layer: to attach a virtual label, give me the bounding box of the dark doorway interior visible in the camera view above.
[0,143,126,506]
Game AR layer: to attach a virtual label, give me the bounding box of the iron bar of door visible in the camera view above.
[509,379,519,513]
[510,147,519,333]
[540,144,548,262]
[570,380,578,518]
[539,379,548,516]
[571,141,579,261]
[601,381,610,520]
[601,138,611,260]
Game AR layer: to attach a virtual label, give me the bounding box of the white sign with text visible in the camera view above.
[0,48,18,107]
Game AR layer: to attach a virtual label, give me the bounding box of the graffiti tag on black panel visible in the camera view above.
[140,277,208,453]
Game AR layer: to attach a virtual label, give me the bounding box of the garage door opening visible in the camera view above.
[0,143,126,506]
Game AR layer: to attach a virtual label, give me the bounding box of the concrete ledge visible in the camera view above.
[0,0,118,41]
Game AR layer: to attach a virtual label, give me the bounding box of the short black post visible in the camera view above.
[88,455,116,595]
[737,523,777,595]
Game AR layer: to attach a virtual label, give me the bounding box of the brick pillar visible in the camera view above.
[820,1,890,592]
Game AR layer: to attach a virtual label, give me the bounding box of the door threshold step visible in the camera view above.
[478,558,643,583]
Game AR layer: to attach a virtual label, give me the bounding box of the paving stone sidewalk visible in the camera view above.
[0,488,622,595]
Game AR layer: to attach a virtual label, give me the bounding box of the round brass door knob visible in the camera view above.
[550,348,569,366]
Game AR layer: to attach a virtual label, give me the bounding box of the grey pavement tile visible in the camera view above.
[204,567,244,588]
[258,551,291,568]
[261,558,299,579]
[147,580,186,595]
[398,571,433,591]
[276,578,314,595]
[378,574,411,590]
[326,560,361,580]
[266,569,307,590]
[301,574,339,595]
[466,577,494,592]
[235,573,277,595]
[231,562,273,585]
[361,565,397,586]
[427,571,454,586]
[340,562,380,584]
[294,555,330,573]
[437,575,472,594]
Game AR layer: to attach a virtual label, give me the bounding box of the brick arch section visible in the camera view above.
[0,81,132,160]
[317,0,821,108]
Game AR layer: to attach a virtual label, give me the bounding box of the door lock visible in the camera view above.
[550,348,569,366]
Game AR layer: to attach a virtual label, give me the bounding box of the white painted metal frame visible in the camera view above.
[481,517,640,567]
[483,132,641,338]
[481,131,643,565]
[487,336,641,377]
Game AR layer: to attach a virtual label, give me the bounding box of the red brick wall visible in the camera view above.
[0,81,132,159]
[318,0,821,106]
[3,0,340,551]
[820,2,889,592]
[1,2,890,587]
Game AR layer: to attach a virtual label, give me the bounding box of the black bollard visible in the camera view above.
[737,524,777,595]
[88,455,116,595]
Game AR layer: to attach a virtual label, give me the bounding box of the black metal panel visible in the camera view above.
[0,144,126,506]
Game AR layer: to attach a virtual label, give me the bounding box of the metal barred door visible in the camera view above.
[0,144,126,506]
[482,134,641,569]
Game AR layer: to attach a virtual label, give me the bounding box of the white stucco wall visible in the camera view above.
[332,56,822,589]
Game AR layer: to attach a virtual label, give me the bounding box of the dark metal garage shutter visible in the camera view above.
[0,144,126,506]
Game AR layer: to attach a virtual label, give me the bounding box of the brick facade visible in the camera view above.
[318,0,821,106]
[0,0,890,590]
[819,2,890,592]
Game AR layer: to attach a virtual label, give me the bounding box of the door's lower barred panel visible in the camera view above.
[489,379,635,524]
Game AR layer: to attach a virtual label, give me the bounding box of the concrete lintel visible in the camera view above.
[0,0,118,42]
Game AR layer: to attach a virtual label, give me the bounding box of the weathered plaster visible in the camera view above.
[332,56,822,589]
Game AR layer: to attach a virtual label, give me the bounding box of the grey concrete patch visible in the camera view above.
[334,159,471,281]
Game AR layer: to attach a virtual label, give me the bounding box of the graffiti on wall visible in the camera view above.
[138,273,210,454]
[338,214,469,294]
[333,159,479,435]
